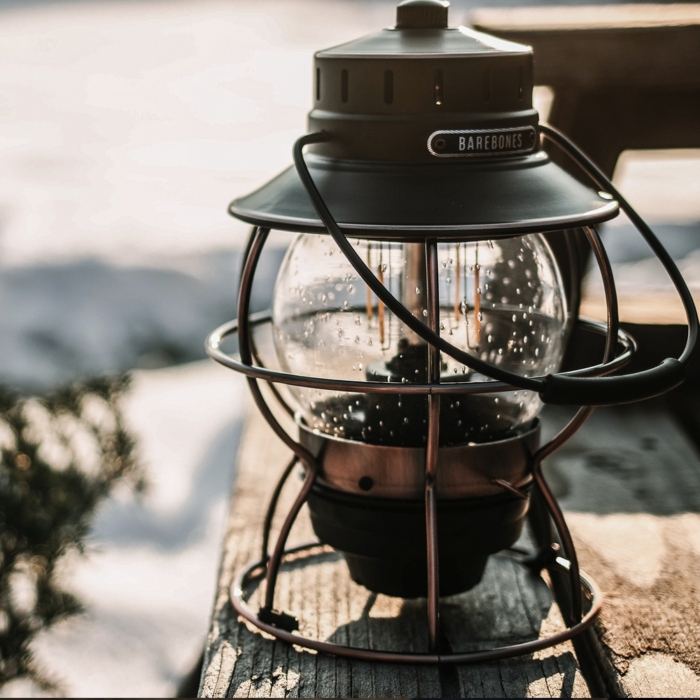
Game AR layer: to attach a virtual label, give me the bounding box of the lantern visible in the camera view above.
[206,0,697,662]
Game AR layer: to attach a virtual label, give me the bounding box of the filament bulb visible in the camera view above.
[272,233,567,446]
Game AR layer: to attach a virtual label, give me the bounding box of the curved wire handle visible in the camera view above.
[538,124,698,405]
[293,130,697,406]
[293,132,542,393]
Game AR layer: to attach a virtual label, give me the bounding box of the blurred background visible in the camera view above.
[0,0,698,696]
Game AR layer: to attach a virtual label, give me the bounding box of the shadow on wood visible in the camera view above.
[227,541,588,698]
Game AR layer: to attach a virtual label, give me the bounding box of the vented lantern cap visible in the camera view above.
[228,0,620,238]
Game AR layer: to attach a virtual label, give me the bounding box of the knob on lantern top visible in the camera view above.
[395,0,449,29]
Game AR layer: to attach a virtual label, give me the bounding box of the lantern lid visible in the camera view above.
[229,154,617,239]
[316,21,529,60]
[228,0,619,238]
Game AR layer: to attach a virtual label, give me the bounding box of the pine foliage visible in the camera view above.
[0,375,144,691]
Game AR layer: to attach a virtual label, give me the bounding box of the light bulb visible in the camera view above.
[272,233,567,445]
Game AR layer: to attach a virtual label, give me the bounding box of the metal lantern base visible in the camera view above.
[226,423,603,664]
[299,420,539,598]
[230,541,602,664]
[307,480,529,598]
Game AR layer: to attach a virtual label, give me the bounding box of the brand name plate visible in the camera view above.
[428,127,537,158]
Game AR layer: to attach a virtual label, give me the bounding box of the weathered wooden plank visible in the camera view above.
[200,409,590,698]
[201,395,700,697]
[542,401,700,697]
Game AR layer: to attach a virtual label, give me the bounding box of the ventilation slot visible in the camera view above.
[341,69,349,103]
[316,67,321,101]
[384,70,394,105]
[484,69,491,103]
[518,66,524,99]
[434,69,443,105]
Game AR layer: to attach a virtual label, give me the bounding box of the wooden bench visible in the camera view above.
[199,400,700,697]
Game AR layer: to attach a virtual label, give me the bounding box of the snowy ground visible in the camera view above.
[0,0,699,697]
[0,0,395,391]
[31,361,250,698]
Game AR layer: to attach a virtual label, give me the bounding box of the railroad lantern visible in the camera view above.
[207,0,696,662]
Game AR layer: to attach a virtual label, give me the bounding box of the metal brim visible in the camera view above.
[229,151,618,240]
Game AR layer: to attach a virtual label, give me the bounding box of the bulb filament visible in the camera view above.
[366,244,374,321]
[454,242,461,321]
[474,243,481,344]
[378,263,386,347]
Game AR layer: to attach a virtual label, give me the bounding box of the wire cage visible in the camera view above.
[204,124,697,662]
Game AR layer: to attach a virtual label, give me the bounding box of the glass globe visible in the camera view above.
[272,233,567,447]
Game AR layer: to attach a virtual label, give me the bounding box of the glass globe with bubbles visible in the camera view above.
[272,232,568,447]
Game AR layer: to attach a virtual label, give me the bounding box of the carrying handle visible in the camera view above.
[538,124,697,405]
[293,132,543,393]
[541,358,685,406]
[293,129,697,407]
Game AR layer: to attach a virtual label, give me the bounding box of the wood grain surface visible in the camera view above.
[200,398,700,697]
[579,292,700,326]
[199,410,590,698]
[471,4,700,31]
[542,402,700,697]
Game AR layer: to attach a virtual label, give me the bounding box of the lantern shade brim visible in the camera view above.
[229,152,618,239]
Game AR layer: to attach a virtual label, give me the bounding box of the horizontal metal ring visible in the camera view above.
[205,312,636,395]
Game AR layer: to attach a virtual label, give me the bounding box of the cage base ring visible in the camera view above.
[230,541,602,664]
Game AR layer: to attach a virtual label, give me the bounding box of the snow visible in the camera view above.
[28,361,250,697]
[0,248,286,391]
[0,0,391,267]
